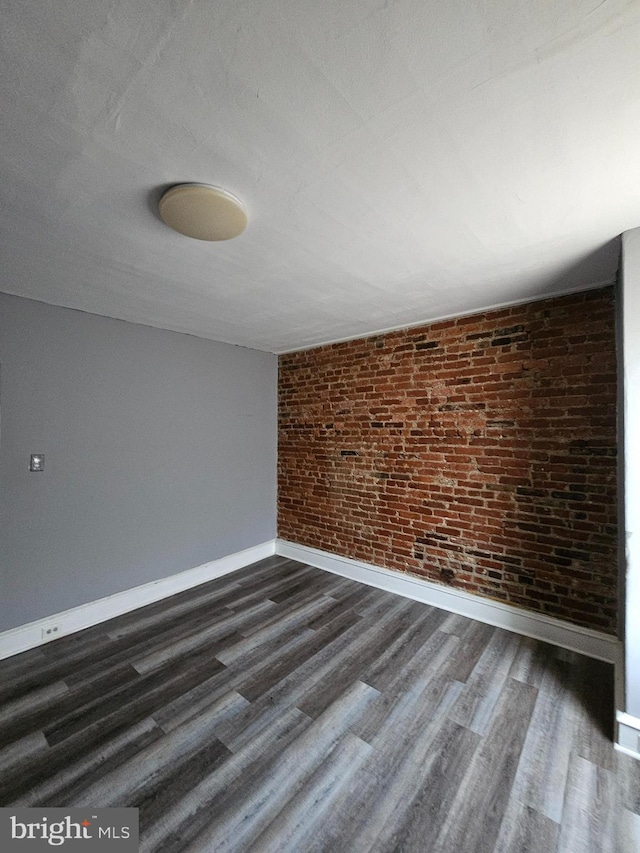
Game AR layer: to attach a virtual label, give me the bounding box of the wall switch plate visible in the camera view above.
[30,454,44,472]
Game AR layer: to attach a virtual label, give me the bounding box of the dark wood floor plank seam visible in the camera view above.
[215,597,413,739]
[317,706,478,851]
[492,799,560,853]
[232,608,364,704]
[8,718,164,807]
[137,707,314,853]
[509,649,579,825]
[449,627,522,735]
[245,732,373,853]
[181,680,379,852]
[72,690,249,808]
[367,721,482,853]
[214,593,340,667]
[431,677,539,853]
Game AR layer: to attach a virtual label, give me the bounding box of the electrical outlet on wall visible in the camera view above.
[41,625,60,639]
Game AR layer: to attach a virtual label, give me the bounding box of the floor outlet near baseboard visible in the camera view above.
[41,625,60,639]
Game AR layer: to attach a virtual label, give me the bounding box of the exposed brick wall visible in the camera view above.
[278,288,618,633]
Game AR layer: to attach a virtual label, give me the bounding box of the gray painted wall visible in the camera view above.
[621,229,640,718]
[0,293,277,632]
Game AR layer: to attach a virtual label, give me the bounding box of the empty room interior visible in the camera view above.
[2,1,640,851]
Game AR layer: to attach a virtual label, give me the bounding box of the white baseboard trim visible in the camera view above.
[276,539,619,664]
[616,712,640,761]
[0,540,276,661]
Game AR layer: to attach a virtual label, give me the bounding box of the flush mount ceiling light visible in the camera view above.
[158,183,248,241]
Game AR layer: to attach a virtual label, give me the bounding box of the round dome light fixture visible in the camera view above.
[158,183,247,241]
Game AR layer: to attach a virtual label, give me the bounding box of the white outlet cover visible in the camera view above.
[30,454,44,472]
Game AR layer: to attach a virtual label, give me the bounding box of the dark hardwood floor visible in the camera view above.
[0,555,638,852]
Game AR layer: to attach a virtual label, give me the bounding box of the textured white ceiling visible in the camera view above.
[1,0,638,352]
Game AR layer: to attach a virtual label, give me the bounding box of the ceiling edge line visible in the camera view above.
[273,277,617,355]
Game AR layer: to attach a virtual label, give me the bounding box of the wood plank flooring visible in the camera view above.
[0,555,638,852]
